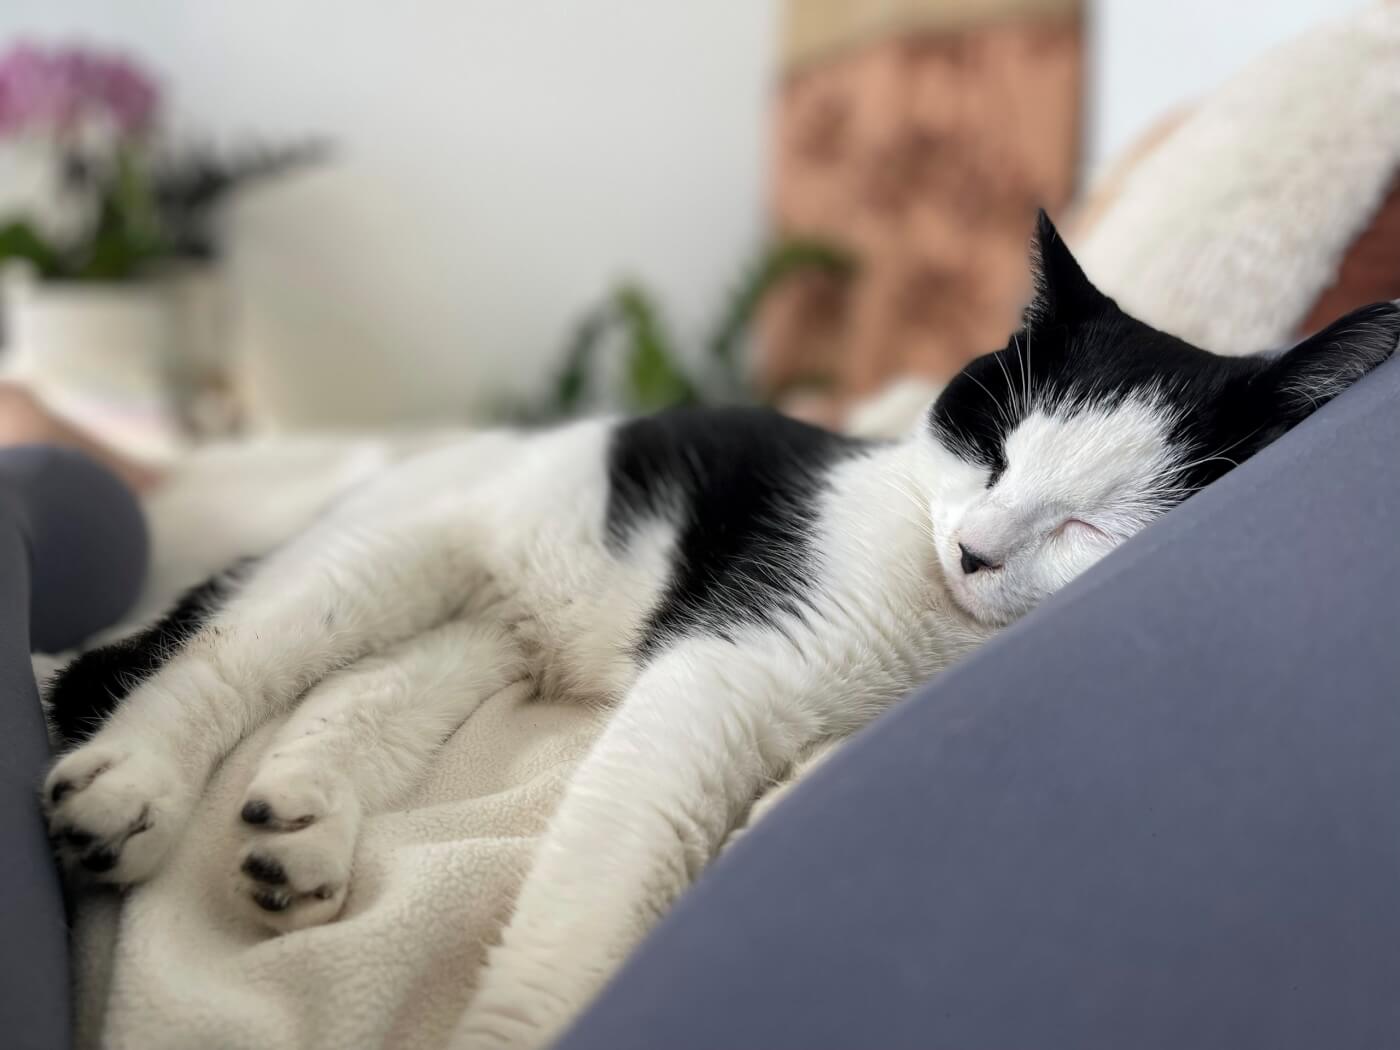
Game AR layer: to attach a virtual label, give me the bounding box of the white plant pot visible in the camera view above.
[1,265,239,456]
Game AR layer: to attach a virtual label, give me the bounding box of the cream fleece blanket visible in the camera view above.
[75,683,604,1050]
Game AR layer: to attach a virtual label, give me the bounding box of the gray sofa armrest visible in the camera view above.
[556,353,1400,1050]
[0,446,149,1050]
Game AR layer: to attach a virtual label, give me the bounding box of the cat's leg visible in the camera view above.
[233,616,525,932]
[456,638,826,1050]
[44,506,486,884]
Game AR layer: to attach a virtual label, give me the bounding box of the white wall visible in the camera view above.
[1087,0,1370,176]
[1,1,1371,425]
[0,1,780,426]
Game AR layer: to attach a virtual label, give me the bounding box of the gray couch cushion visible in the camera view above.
[556,353,1400,1050]
[0,447,149,1050]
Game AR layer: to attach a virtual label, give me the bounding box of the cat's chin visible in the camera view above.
[945,587,1019,630]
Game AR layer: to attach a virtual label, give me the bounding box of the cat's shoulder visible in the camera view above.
[607,405,867,477]
[603,403,875,558]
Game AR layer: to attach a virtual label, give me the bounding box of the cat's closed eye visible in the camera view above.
[1053,518,1107,541]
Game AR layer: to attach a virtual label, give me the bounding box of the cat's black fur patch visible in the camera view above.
[930,210,1400,499]
[606,407,870,658]
[45,558,254,745]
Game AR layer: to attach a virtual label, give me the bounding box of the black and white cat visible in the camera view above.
[43,213,1398,1048]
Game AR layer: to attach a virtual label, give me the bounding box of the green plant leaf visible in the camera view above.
[616,284,697,411]
[152,138,330,261]
[705,237,856,399]
[550,303,617,416]
[0,219,64,278]
[72,144,169,281]
[517,235,858,424]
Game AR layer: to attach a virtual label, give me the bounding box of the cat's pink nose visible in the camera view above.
[958,543,999,575]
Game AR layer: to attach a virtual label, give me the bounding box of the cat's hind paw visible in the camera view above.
[233,764,361,932]
[44,741,191,884]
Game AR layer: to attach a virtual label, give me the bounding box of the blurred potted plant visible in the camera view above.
[527,238,856,421]
[0,41,324,444]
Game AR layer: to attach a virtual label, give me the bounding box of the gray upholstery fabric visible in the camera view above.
[0,446,149,1050]
[557,353,1400,1050]
[4,445,149,655]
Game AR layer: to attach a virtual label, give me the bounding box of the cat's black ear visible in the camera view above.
[1025,208,1105,327]
[1267,300,1399,425]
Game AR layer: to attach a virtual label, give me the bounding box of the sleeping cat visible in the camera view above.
[42,213,1399,1048]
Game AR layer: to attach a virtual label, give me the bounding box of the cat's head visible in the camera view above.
[924,210,1399,627]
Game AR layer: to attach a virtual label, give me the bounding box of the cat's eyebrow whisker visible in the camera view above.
[962,371,1014,430]
[990,349,1020,421]
[1021,327,1034,412]
[1009,334,1024,419]
[1171,423,1268,475]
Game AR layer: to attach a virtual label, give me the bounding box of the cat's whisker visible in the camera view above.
[961,370,1015,431]
[989,349,1021,425]
[1172,423,1268,475]
[1022,327,1034,412]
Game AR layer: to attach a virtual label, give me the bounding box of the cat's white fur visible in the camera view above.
[932,396,1178,626]
[45,401,1172,1048]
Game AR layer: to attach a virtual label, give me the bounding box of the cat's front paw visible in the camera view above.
[233,762,360,932]
[43,741,192,883]
[455,958,581,1050]
[453,1007,547,1050]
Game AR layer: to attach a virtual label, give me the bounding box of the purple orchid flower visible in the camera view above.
[0,42,160,138]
